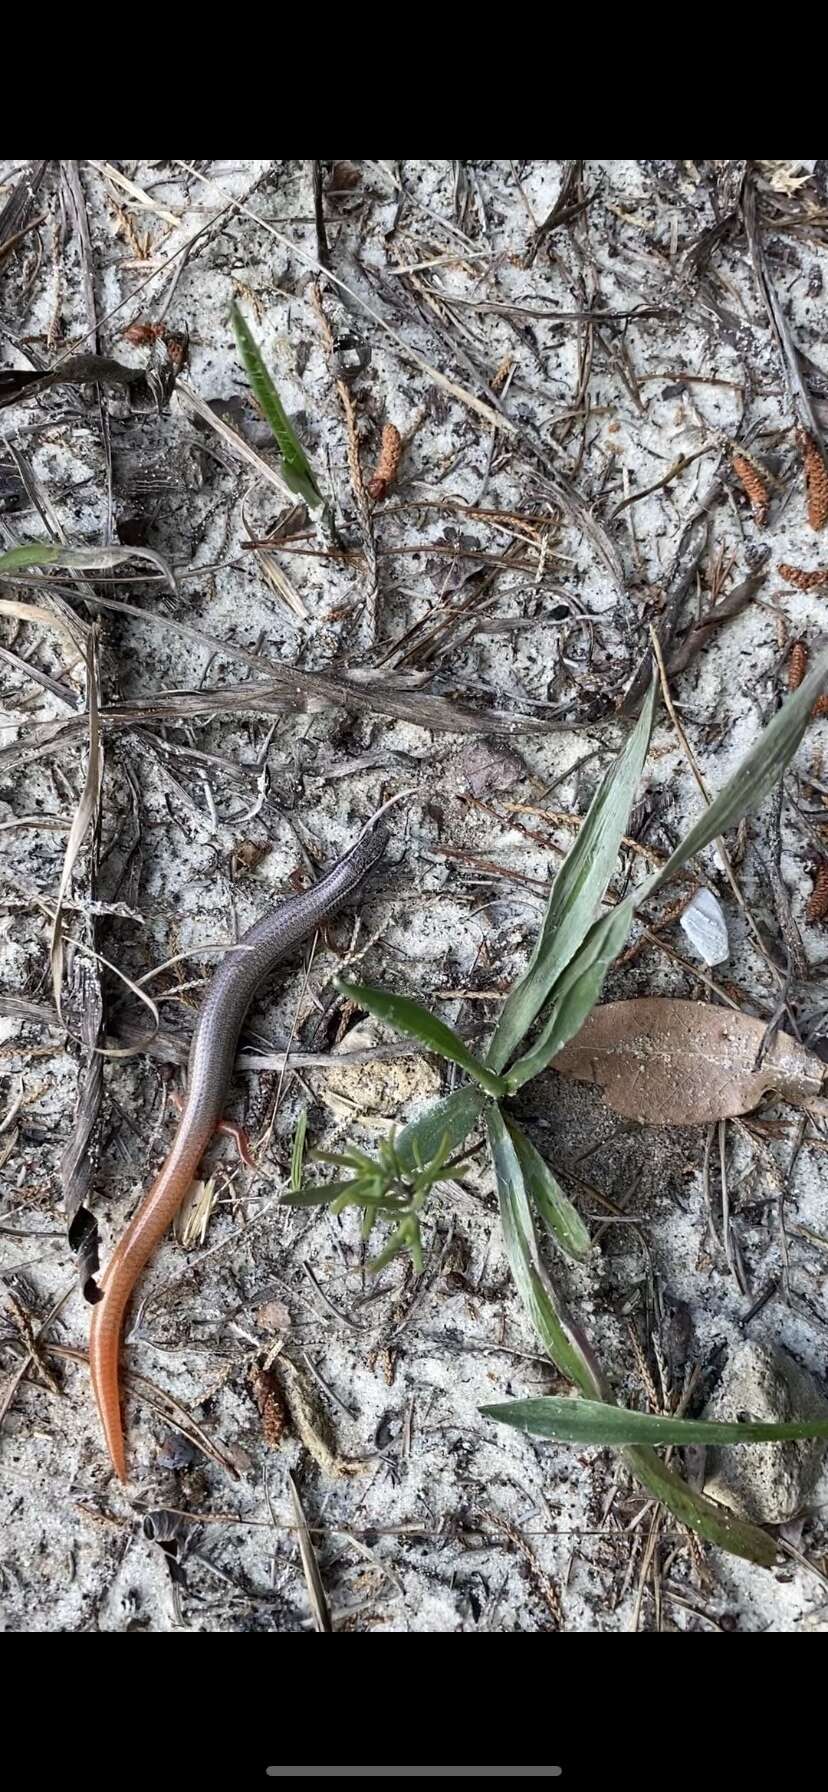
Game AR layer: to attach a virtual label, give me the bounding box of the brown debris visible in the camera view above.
[787,640,828,718]
[798,427,828,532]
[807,860,828,922]
[248,1363,289,1448]
[788,640,808,691]
[122,320,188,368]
[778,562,828,590]
[731,452,769,525]
[367,422,403,501]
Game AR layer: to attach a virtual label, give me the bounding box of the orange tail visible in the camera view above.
[88,1284,129,1481]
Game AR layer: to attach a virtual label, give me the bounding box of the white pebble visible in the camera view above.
[679,887,729,965]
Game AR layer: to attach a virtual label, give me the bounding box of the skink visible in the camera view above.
[88,818,389,1480]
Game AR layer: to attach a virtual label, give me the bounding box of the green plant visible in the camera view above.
[286,652,828,1567]
[231,302,324,514]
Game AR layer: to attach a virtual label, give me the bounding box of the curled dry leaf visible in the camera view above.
[550,997,825,1126]
[275,1354,368,1477]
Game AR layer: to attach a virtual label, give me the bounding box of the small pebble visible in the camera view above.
[680,888,729,965]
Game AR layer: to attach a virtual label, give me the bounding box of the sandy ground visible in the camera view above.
[1,158,828,1634]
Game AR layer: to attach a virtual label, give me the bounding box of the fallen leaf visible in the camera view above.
[550,998,825,1125]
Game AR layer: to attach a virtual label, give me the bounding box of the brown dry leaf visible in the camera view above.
[550,998,825,1125]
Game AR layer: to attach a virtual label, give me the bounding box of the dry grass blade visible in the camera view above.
[50,629,105,1298]
[620,510,708,715]
[0,669,560,773]
[49,634,103,1012]
[0,158,48,261]
[0,540,176,592]
[0,882,161,1059]
[0,352,182,413]
[5,1340,244,1479]
[310,281,378,642]
[665,572,765,678]
[176,161,514,436]
[532,457,626,597]
[525,158,585,261]
[287,1470,332,1632]
[742,178,827,463]
[0,1281,73,1430]
[177,379,317,505]
[0,594,86,650]
[240,489,308,622]
[86,160,180,227]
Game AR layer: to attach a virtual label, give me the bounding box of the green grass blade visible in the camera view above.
[505,1117,591,1261]
[231,302,323,513]
[0,540,177,591]
[487,675,657,1073]
[485,1112,778,1567]
[618,1446,778,1566]
[646,646,828,898]
[481,1395,828,1447]
[282,1085,484,1220]
[506,899,636,1091]
[486,1105,603,1389]
[335,979,508,1097]
[506,652,828,1092]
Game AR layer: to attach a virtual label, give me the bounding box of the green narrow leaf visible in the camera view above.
[485,1113,778,1567]
[506,650,828,1092]
[486,1106,603,1390]
[647,646,828,898]
[231,302,323,513]
[619,1445,778,1567]
[487,675,657,1073]
[391,1082,487,1174]
[335,979,508,1097]
[481,1395,828,1447]
[506,899,636,1091]
[281,1084,485,1219]
[505,1117,591,1261]
[290,1108,308,1193]
[0,540,177,591]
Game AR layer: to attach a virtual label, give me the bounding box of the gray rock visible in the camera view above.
[703,1341,828,1525]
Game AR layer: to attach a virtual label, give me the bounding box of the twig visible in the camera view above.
[287,1471,332,1632]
